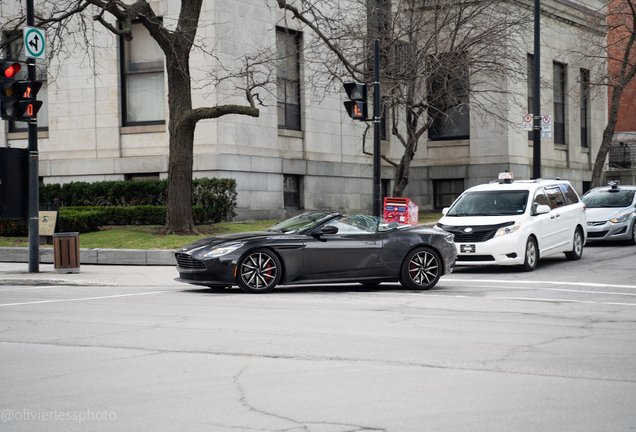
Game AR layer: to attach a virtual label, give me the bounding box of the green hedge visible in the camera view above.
[39,179,237,223]
[0,205,207,235]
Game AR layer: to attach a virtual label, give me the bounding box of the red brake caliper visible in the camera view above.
[265,261,273,281]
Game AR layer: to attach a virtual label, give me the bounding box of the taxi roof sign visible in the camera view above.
[498,172,514,180]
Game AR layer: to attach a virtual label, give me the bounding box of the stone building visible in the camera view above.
[0,0,607,220]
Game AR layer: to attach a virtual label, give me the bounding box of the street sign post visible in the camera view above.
[23,26,46,60]
[541,114,552,139]
[522,114,533,131]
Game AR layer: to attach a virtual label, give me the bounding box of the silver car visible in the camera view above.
[582,183,636,244]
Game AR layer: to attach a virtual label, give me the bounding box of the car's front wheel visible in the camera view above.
[236,249,282,293]
[564,228,584,260]
[521,236,538,271]
[400,247,442,290]
[629,220,636,246]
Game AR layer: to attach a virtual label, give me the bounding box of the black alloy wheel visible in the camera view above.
[564,228,584,260]
[629,221,636,246]
[237,249,282,293]
[400,247,442,290]
[521,236,538,271]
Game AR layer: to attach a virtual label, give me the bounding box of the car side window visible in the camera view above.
[532,190,549,214]
[545,187,566,209]
[324,216,376,234]
[560,184,580,205]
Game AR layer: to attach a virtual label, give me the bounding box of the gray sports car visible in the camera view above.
[175,212,457,293]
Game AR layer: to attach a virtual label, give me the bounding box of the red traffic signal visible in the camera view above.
[0,60,21,78]
[343,82,368,120]
[1,80,42,121]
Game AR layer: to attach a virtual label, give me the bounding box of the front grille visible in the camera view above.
[175,253,206,269]
[452,230,498,243]
[456,255,495,262]
[587,231,609,238]
[588,221,605,227]
[438,222,515,243]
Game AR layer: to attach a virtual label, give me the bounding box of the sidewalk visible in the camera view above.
[0,262,180,287]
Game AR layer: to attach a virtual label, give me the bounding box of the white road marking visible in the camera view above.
[443,278,636,290]
[424,294,636,307]
[0,290,171,307]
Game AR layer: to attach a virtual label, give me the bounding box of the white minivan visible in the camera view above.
[437,174,587,271]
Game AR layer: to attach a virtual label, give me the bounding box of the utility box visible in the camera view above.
[53,232,80,274]
[383,197,419,226]
[0,147,28,219]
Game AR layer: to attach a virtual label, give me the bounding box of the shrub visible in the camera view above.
[1,205,207,235]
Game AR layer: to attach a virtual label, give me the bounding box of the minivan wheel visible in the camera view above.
[564,228,584,261]
[521,237,538,272]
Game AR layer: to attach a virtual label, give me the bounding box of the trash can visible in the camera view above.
[383,197,419,226]
[53,232,80,274]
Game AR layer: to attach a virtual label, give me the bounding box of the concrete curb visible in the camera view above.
[0,247,176,266]
[0,278,118,287]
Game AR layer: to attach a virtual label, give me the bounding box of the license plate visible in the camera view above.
[460,244,476,253]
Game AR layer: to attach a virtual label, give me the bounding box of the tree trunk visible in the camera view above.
[164,49,198,235]
[591,86,623,189]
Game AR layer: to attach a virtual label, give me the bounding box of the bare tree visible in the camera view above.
[1,0,262,234]
[573,0,636,188]
[275,0,531,197]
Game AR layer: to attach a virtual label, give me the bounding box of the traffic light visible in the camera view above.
[343,82,367,120]
[0,59,42,121]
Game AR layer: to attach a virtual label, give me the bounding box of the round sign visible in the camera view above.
[523,114,532,122]
[24,27,46,59]
[542,115,551,124]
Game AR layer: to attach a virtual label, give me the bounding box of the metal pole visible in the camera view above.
[532,0,541,179]
[373,39,382,217]
[26,0,39,273]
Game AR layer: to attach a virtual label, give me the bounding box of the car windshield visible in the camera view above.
[447,190,529,216]
[323,215,400,234]
[582,189,635,208]
[267,212,335,233]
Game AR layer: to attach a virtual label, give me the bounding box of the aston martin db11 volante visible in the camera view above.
[175,212,457,293]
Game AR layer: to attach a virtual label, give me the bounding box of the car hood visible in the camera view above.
[585,207,632,222]
[438,215,519,227]
[179,231,275,252]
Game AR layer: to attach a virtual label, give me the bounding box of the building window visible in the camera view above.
[277,28,301,131]
[284,174,303,209]
[121,22,165,125]
[428,54,470,141]
[433,179,464,209]
[125,173,160,181]
[5,39,48,131]
[381,179,391,200]
[527,54,534,141]
[553,62,566,144]
[580,69,590,148]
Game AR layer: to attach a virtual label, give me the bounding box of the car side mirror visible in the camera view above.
[318,225,338,235]
[535,204,550,215]
[442,207,450,216]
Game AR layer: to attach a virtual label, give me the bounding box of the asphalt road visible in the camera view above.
[1,241,635,431]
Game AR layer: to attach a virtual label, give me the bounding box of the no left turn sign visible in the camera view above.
[24,26,46,60]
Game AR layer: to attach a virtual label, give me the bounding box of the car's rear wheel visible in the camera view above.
[400,247,442,290]
[629,221,636,246]
[564,228,584,260]
[521,236,538,271]
[236,249,282,293]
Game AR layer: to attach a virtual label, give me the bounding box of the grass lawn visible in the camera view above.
[0,212,442,250]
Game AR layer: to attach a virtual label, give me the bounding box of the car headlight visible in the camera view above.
[203,243,244,258]
[495,222,521,237]
[609,212,632,224]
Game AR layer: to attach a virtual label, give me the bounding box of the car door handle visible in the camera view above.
[365,241,377,245]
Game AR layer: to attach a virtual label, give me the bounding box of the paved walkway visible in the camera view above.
[0,262,180,287]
